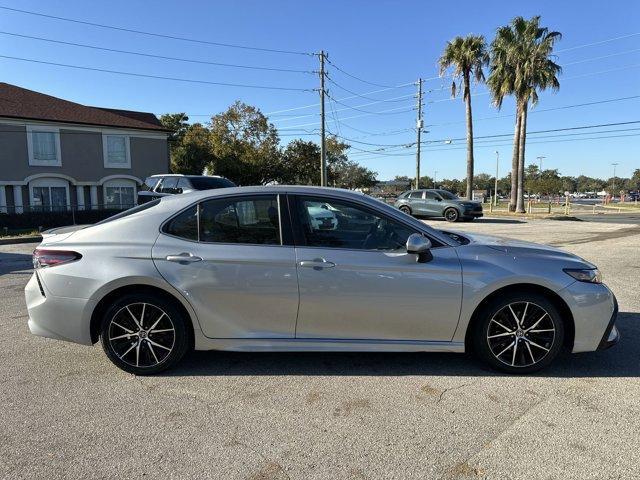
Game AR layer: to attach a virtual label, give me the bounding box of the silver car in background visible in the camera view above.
[25,186,618,375]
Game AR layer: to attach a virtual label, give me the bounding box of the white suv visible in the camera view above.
[138,174,236,203]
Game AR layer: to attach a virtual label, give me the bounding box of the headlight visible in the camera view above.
[563,268,602,283]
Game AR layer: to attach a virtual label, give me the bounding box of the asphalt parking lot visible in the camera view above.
[1,216,639,479]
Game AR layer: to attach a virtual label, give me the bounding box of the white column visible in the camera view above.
[90,185,98,210]
[76,186,85,211]
[0,185,6,213]
[13,185,23,214]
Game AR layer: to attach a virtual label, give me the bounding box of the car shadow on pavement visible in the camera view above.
[0,252,33,275]
[163,311,640,378]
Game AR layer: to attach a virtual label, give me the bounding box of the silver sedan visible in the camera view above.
[25,186,619,375]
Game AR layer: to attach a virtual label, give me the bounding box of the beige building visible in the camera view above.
[0,83,169,214]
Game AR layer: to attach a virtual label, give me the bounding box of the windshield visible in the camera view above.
[437,190,459,200]
[189,177,236,190]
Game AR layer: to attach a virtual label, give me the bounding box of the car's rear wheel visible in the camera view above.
[399,205,412,216]
[472,292,564,374]
[100,293,190,375]
[444,208,460,222]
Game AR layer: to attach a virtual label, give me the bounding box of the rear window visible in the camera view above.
[189,177,236,190]
[94,200,161,226]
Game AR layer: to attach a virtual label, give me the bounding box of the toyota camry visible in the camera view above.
[25,186,619,375]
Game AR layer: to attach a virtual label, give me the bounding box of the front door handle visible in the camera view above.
[299,258,336,269]
[166,252,203,263]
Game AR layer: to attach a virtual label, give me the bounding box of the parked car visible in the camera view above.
[305,202,338,230]
[26,186,618,375]
[394,189,483,222]
[138,174,236,204]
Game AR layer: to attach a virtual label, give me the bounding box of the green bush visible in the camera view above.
[0,209,125,231]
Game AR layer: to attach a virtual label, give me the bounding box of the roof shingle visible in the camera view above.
[0,83,168,131]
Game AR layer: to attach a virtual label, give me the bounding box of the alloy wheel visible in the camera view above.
[486,301,556,368]
[444,209,458,222]
[107,303,176,368]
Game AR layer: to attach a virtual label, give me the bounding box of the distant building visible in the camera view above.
[0,83,170,214]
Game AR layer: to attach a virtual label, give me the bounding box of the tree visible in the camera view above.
[279,139,321,185]
[438,35,489,200]
[160,113,193,173]
[170,123,215,175]
[208,101,281,185]
[630,169,640,191]
[473,173,494,191]
[488,16,561,212]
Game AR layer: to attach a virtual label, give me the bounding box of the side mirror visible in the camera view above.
[406,233,432,263]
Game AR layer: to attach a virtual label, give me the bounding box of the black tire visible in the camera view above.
[399,205,412,216]
[472,292,564,374]
[100,293,190,375]
[444,207,460,222]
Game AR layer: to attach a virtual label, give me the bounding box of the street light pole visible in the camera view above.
[434,171,438,188]
[611,162,619,198]
[494,151,499,206]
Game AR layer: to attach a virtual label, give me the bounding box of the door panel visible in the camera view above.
[424,192,443,216]
[295,247,462,341]
[153,238,299,338]
[152,194,299,339]
[291,194,463,341]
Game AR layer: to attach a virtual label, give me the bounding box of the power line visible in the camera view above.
[326,92,415,115]
[325,57,405,88]
[0,5,314,56]
[0,54,314,91]
[426,95,640,127]
[326,74,414,101]
[563,48,640,66]
[556,32,640,53]
[0,31,315,74]
[423,120,640,144]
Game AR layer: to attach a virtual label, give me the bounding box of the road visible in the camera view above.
[1,218,639,479]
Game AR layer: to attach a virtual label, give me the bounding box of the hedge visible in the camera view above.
[0,209,125,231]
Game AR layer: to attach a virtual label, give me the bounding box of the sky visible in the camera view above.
[0,0,638,181]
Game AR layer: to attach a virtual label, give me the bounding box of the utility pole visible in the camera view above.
[414,78,423,190]
[611,162,619,198]
[433,171,438,188]
[536,155,546,173]
[318,51,327,187]
[494,151,499,206]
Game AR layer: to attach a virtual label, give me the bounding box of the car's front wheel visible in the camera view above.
[472,292,564,374]
[399,205,412,216]
[100,293,190,375]
[444,207,460,222]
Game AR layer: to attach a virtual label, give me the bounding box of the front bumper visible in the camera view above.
[25,273,95,345]
[597,295,619,350]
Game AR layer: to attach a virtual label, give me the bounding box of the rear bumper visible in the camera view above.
[25,273,94,345]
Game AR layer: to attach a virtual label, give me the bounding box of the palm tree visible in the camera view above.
[488,16,561,212]
[439,35,489,200]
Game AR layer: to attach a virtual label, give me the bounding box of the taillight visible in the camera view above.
[33,249,82,268]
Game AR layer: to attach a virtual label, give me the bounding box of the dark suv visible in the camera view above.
[394,189,483,222]
[138,174,236,204]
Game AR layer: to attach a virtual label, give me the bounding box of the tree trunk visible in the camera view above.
[516,101,528,213]
[464,73,474,200]
[509,103,521,212]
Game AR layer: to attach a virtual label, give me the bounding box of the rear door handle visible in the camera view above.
[166,252,203,263]
[299,258,336,269]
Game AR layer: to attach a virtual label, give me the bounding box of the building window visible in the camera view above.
[103,179,136,209]
[27,126,62,166]
[103,135,131,168]
[29,178,69,212]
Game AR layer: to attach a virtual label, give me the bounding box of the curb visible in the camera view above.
[0,236,42,246]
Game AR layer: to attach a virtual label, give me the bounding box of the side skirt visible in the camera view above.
[193,337,465,353]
